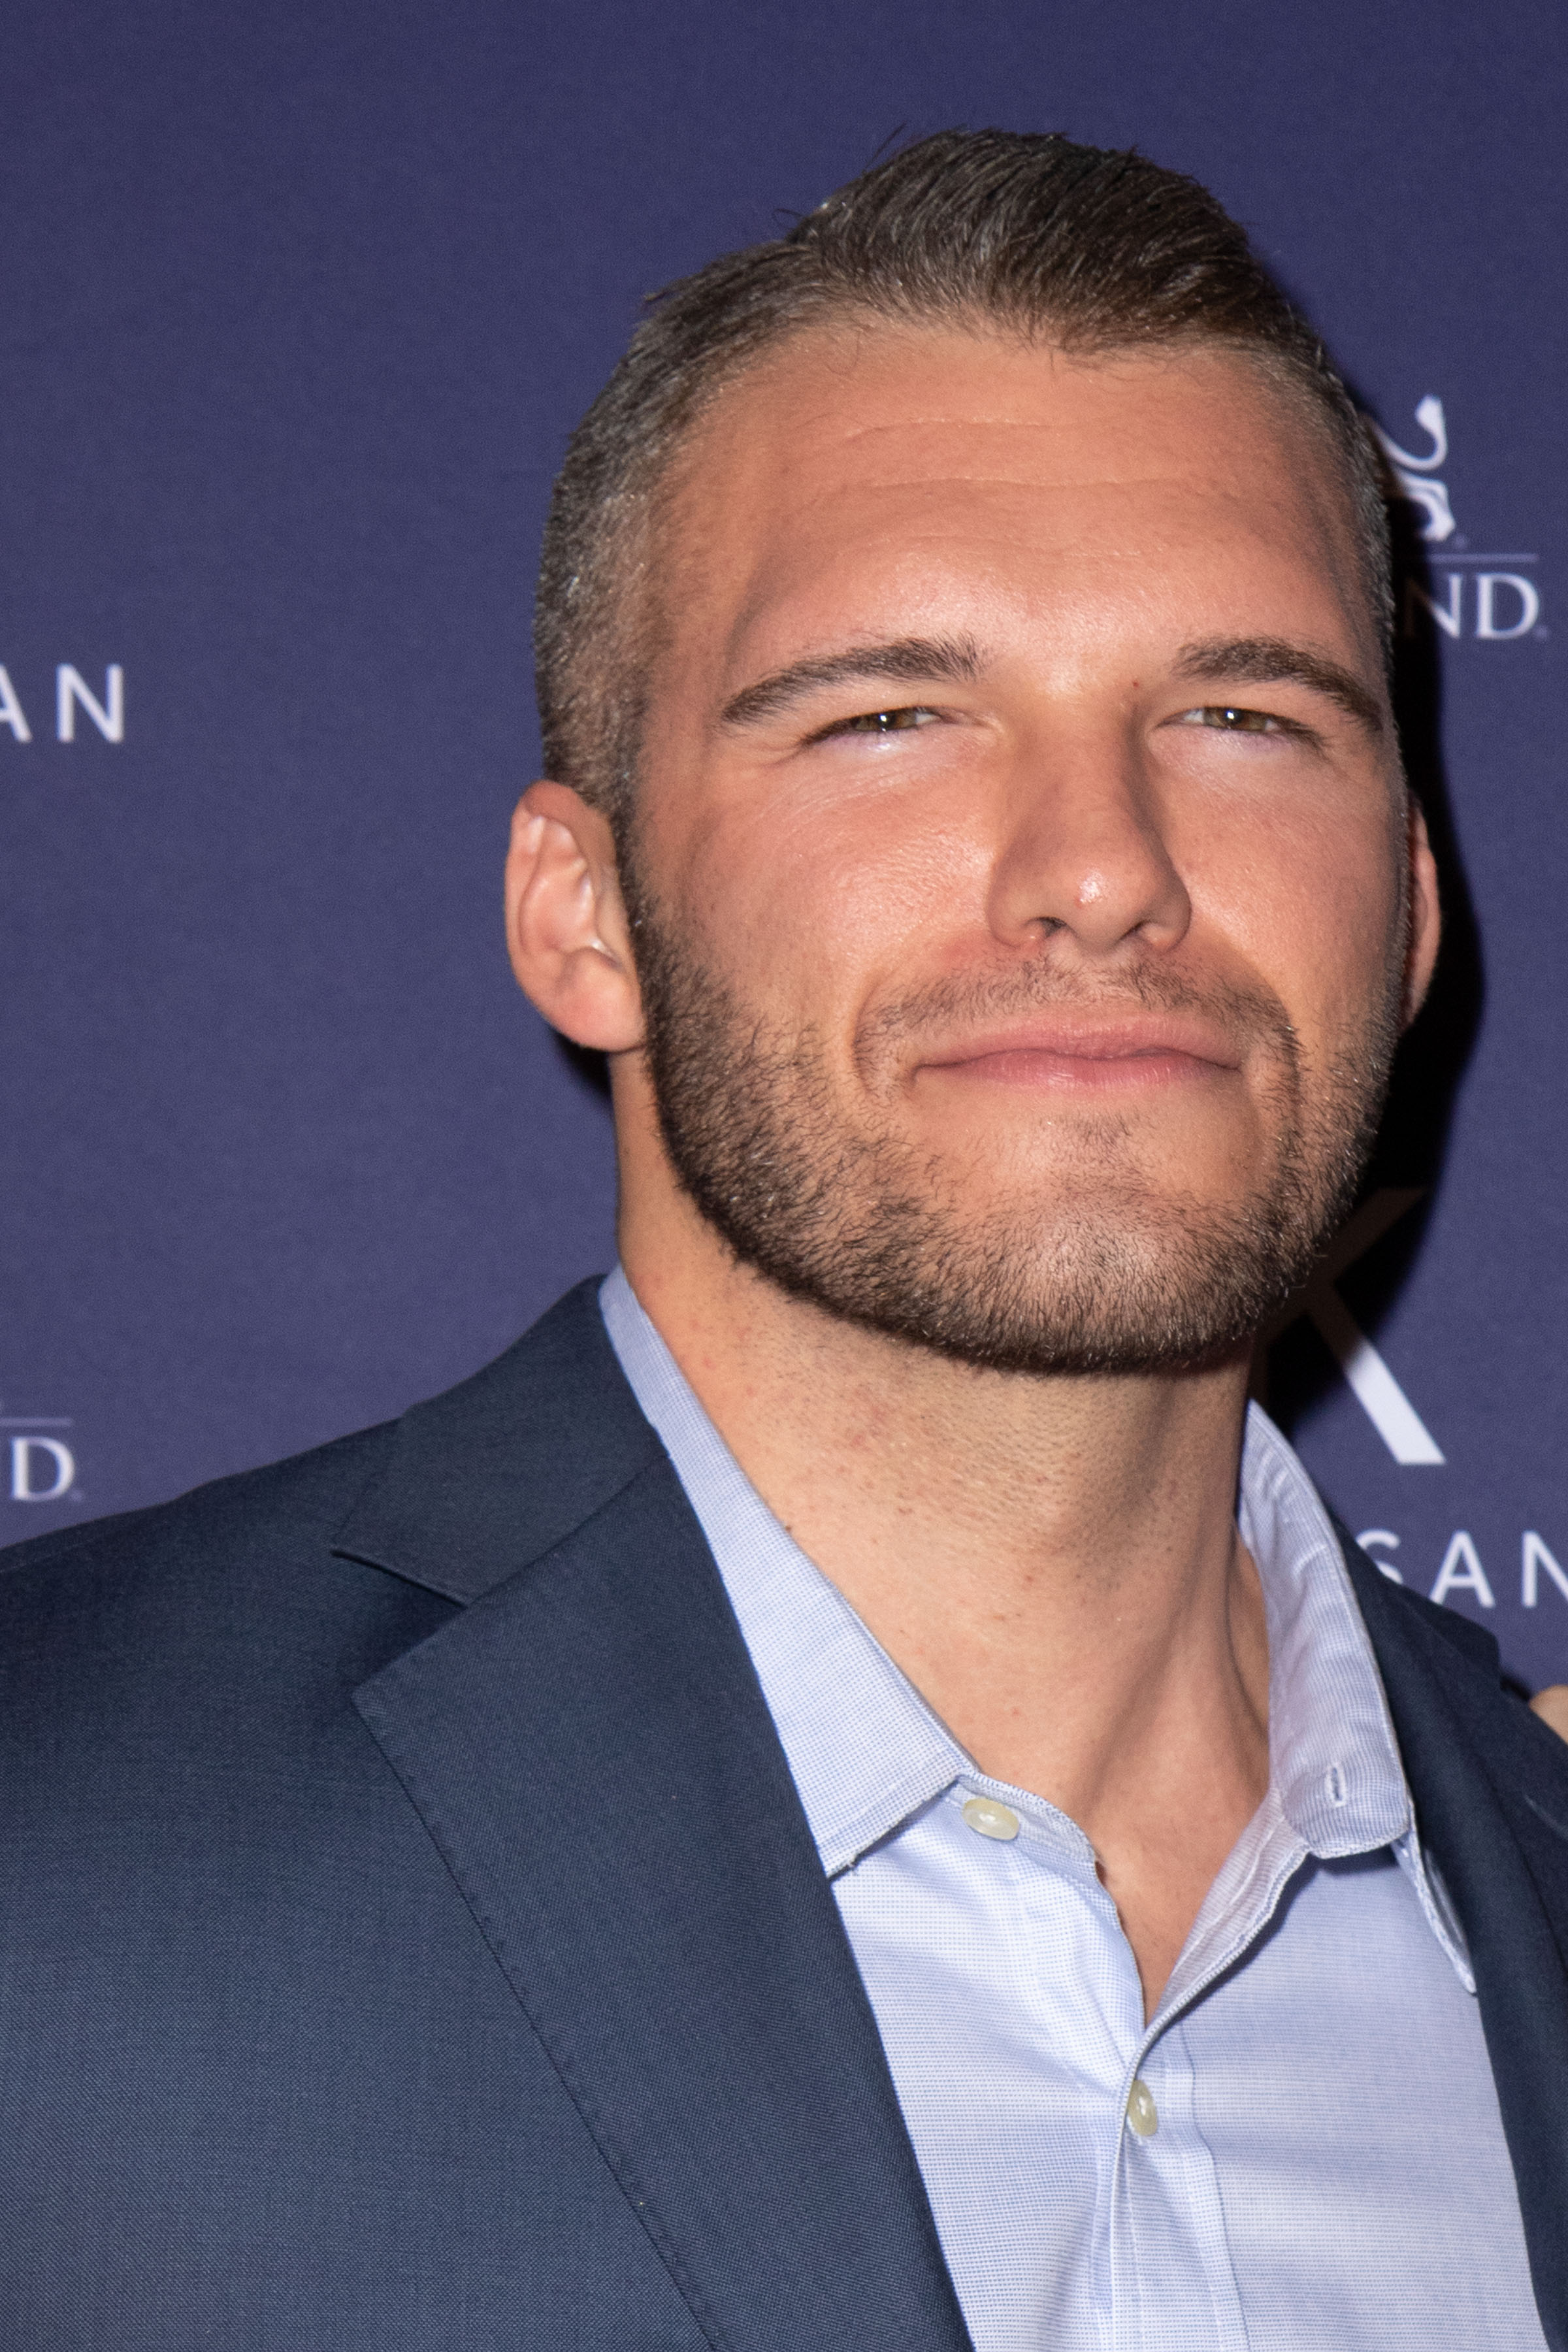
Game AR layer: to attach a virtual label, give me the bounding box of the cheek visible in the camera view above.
[670,772,996,1021]
[1184,795,1403,1045]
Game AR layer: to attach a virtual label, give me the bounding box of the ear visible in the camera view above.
[505,781,644,1053]
[1401,797,1442,1028]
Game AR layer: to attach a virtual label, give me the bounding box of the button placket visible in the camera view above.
[1110,2017,1251,2352]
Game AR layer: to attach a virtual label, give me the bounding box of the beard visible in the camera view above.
[626,879,1400,1379]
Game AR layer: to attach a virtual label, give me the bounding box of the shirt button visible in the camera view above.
[962,1796,1020,1841]
[1126,2079,1158,2138]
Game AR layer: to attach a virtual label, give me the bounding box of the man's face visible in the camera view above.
[619,325,1425,1372]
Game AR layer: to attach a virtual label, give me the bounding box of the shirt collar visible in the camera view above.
[1235,1405,1411,1857]
[600,1265,960,1874]
[599,1266,1461,1973]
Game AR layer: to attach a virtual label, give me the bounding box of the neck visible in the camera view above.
[617,1135,1271,2012]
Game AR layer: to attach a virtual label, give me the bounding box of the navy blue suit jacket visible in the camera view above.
[3,1279,1568,2349]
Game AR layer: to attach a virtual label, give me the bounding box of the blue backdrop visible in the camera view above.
[5,0,1565,1684]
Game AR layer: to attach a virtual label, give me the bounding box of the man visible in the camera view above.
[3,131,1567,2351]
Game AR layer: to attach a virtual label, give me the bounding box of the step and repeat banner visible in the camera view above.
[4,1,1565,1684]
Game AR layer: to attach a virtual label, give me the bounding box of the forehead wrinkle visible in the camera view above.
[791,468,1264,501]
[781,411,1282,494]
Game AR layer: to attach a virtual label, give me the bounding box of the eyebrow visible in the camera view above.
[1174,636,1386,738]
[718,635,982,730]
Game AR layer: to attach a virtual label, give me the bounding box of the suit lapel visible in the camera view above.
[1346,1542,1568,2352]
[338,1286,970,2352]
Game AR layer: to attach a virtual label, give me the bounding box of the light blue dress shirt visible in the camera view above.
[600,1267,1544,2351]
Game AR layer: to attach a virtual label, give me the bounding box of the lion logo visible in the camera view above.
[1373,395,1456,544]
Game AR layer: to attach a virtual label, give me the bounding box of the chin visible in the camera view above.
[723,1180,1320,1381]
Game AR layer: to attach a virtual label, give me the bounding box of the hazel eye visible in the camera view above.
[1179,704,1282,734]
[833,706,939,734]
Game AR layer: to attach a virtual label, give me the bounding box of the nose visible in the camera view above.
[986,743,1190,960]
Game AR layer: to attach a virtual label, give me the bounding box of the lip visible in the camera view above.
[914,1015,1243,1090]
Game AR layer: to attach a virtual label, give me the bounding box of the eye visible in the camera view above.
[1175,704,1289,734]
[820,705,941,738]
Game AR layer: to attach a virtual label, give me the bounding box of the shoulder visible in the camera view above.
[0,1275,626,1601]
[0,1275,668,1933]
[0,1414,395,1593]
[0,1412,414,1678]
[0,1275,651,1710]
[0,1414,454,1761]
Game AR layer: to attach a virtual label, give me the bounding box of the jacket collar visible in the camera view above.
[331,1279,664,1601]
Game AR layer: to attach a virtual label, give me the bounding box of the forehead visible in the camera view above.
[657,325,1375,691]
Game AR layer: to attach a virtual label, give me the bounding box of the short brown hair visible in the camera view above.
[534,129,1390,828]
